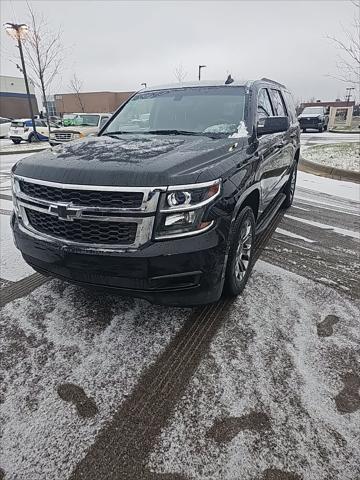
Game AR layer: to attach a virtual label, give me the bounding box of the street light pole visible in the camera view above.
[4,23,38,139]
[198,65,206,81]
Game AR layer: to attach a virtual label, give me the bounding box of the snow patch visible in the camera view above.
[229,121,248,138]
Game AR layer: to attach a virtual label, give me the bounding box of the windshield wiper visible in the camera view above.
[147,129,202,136]
[102,131,141,136]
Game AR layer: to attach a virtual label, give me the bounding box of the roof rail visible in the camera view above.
[260,77,286,88]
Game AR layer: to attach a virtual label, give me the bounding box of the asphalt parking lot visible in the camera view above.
[0,136,359,480]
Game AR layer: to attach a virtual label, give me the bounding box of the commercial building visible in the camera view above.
[54,91,134,115]
[0,75,39,119]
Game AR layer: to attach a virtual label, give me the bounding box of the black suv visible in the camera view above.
[298,106,329,132]
[11,79,300,306]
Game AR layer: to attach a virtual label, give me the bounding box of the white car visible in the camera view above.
[0,117,12,138]
[49,113,111,145]
[9,119,50,144]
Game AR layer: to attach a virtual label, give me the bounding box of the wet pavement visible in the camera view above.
[0,144,359,480]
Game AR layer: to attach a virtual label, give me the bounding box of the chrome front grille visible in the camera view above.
[26,209,138,245]
[54,132,73,141]
[19,181,144,208]
[13,176,166,251]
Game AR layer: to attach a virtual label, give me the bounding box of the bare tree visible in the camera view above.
[23,3,63,138]
[327,1,360,87]
[69,73,86,112]
[174,64,187,83]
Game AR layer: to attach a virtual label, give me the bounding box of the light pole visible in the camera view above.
[4,22,38,139]
[141,82,147,88]
[198,65,206,81]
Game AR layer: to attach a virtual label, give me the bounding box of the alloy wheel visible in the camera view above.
[234,218,253,281]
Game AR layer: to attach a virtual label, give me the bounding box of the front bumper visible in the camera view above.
[12,214,227,306]
[299,120,324,129]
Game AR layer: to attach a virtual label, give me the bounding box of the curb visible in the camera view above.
[328,129,360,134]
[299,156,360,183]
[0,146,49,155]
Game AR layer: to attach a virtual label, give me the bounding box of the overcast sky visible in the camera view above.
[0,0,357,103]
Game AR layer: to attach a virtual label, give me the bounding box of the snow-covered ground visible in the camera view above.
[300,131,360,146]
[148,262,360,480]
[0,281,190,479]
[303,142,359,172]
[297,171,359,202]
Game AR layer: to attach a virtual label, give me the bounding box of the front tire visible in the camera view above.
[318,126,323,133]
[302,128,306,133]
[283,163,298,208]
[12,139,21,144]
[224,206,256,297]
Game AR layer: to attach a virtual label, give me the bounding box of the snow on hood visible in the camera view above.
[52,135,185,163]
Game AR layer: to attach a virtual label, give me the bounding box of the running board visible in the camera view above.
[255,193,286,235]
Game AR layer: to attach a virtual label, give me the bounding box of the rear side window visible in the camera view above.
[257,88,274,122]
[283,91,297,122]
[269,89,288,117]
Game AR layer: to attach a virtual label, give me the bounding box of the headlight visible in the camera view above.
[155,179,221,239]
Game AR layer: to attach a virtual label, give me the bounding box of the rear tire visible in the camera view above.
[12,139,21,144]
[29,133,38,143]
[302,128,306,133]
[283,163,298,208]
[224,206,256,297]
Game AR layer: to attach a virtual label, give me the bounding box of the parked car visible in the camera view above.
[8,119,50,144]
[49,113,111,145]
[11,78,300,306]
[0,117,12,138]
[298,106,329,132]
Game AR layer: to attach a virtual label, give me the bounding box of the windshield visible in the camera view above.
[63,114,100,127]
[102,86,246,137]
[302,107,324,114]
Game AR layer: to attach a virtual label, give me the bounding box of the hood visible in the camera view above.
[52,125,98,134]
[12,134,248,187]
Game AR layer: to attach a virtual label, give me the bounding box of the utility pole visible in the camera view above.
[198,65,206,81]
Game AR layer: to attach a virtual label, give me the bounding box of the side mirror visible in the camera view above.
[257,116,290,135]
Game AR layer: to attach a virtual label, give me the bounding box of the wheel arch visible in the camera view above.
[232,185,260,223]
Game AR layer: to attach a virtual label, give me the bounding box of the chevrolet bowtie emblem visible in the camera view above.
[49,204,78,221]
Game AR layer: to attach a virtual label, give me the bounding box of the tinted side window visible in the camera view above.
[257,88,274,122]
[270,89,287,116]
[283,91,297,122]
